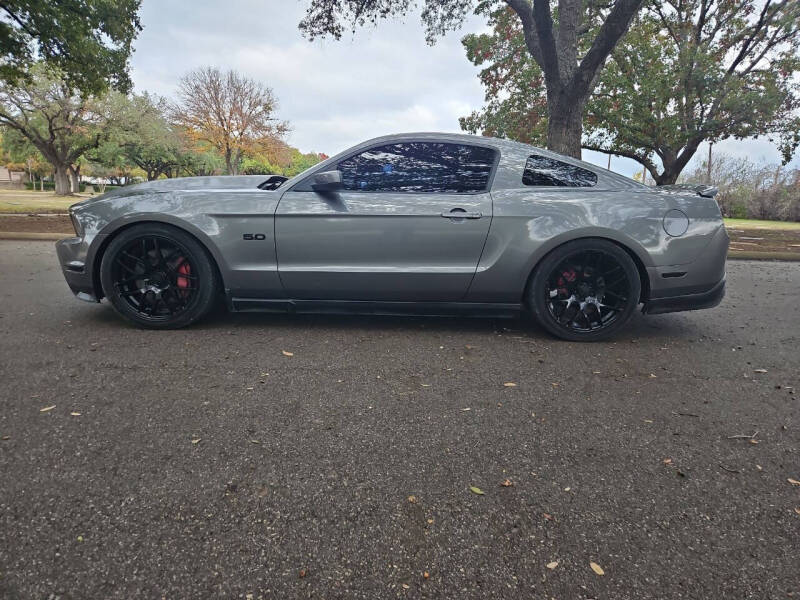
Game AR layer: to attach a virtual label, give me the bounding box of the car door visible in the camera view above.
[275,140,497,301]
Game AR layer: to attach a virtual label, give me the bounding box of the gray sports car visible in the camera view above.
[56,132,728,341]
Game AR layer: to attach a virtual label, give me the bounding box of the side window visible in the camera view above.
[522,155,597,187]
[337,142,496,193]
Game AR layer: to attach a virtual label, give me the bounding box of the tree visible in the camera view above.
[299,0,644,157]
[585,0,800,184]
[172,67,289,175]
[0,0,142,94]
[0,64,117,194]
[117,93,183,180]
[461,0,800,184]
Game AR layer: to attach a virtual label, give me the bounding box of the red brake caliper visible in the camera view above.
[175,257,191,296]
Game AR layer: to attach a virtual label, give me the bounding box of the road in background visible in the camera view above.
[1,241,798,599]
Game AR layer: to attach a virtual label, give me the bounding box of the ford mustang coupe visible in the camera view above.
[56,132,728,341]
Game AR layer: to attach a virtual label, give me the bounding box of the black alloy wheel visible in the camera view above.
[100,224,219,329]
[528,239,641,341]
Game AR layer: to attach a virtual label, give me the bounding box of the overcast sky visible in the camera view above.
[129,0,798,178]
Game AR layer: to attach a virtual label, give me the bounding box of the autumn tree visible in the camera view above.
[0,0,142,94]
[172,67,288,175]
[299,0,644,157]
[0,64,118,194]
[462,0,800,184]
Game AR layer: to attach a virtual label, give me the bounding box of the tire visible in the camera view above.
[99,223,219,329]
[527,239,641,342]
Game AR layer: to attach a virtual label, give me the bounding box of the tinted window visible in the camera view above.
[522,155,597,187]
[338,142,496,193]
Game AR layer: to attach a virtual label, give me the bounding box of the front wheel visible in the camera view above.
[99,223,219,329]
[527,239,641,342]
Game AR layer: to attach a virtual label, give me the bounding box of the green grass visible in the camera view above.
[0,189,95,213]
[724,218,800,231]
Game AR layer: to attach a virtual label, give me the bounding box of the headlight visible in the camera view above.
[69,208,84,237]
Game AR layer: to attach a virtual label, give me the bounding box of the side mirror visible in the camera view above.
[312,170,343,192]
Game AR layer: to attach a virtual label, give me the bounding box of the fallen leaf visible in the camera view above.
[77,535,83,542]
[503,382,517,387]
[470,486,485,495]
[191,438,201,444]
[407,495,417,504]
[788,478,800,486]
[299,568,307,578]
[70,412,81,416]
[794,508,800,516]
[564,487,571,492]
[426,518,434,524]
[461,407,471,411]
[281,350,294,357]
[1,435,9,441]
[249,439,260,444]
[500,479,514,487]
[649,373,657,378]
[643,419,654,423]
[543,513,554,521]
[546,561,559,570]
[590,562,605,576]
[663,458,673,465]
[754,368,767,373]
[423,571,430,579]
[39,405,56,413]
[402,583,410,589]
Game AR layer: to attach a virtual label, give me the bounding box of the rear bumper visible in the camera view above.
[55,237,99,302]
[643,276,725,315]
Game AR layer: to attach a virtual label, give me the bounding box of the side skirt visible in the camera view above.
[229,297,522,319]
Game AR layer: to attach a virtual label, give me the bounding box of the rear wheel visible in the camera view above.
[527,239,641,341]
[100,223,219,329]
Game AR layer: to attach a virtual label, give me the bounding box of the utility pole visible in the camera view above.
[607,153,612,171]
[707,143,713,184]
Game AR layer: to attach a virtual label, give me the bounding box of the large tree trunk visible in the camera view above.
[69,165,80,193]
[547,94,585,158]
[54,164,71,196]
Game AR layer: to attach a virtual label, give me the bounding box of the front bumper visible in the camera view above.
[55,237,100,302]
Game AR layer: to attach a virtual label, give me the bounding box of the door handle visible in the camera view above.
[441,209,482,219]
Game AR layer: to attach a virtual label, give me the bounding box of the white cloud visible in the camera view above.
[129,0,798,175]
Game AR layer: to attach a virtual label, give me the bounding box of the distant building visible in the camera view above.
[0,166,25,188]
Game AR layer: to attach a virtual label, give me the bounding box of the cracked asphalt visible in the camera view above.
[0,240,798,599]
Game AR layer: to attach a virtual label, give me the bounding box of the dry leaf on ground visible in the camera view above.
[470,486,485,495]
[39,405,56,412]
[788,478,800,486]
[590,562,605,576]
[546,561,559,569]
[503,382,517,387]
[281,350,294,356]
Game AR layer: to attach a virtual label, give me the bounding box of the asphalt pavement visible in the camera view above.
[0,241,798,599]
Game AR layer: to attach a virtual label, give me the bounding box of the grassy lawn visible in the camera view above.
[0,189,95,213]
[724,218,800,231]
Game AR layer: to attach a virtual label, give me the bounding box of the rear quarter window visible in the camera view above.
[522,155,597,187]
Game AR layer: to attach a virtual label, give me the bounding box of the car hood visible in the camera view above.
[73,175,272,209]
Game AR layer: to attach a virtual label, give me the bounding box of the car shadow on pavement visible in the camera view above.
[71,299,700,342]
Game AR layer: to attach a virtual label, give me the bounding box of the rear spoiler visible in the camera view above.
[658,184,718,198]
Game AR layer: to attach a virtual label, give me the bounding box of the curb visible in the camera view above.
[727,251,799,262]
[0,231,68,241]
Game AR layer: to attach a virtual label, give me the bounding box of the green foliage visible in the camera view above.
[460,6,548,145]
[240,142,324,177]
[461,0,800,184]
[0,64,121,193]
[0,0,142,94]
